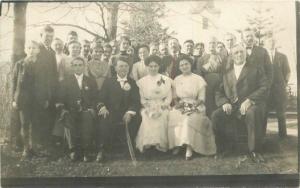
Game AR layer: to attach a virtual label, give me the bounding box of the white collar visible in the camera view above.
[74,73,84,79]
[234,61,246,68]
[117,74,127,81]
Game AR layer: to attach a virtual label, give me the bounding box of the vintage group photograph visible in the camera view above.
[0,0,298,183]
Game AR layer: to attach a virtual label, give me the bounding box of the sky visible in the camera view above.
[0,1,297,87]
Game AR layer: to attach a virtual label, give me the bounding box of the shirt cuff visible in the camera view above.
[126,111,136,116]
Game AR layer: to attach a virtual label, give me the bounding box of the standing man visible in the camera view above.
[264,38,290,138]
[160,37,183,79]
[81,40,91,62]
[224,32,237,55]
[212,43,268,161]
[182,40,196,71]
[158,42,169,58]
[63,31,78,55]
[242,28,273,86]
[32,25,58,151]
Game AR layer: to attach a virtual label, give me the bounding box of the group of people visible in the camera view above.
[11,25,291,163]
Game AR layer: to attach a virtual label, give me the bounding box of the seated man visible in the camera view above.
[96,55,141,162]
[57,57,98,162]
[211,43,268,162]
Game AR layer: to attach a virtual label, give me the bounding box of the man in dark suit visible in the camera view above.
[211,43,269,162]
[57,57,98,162]
[96,55,140,162]
[264,38,291,138]
[160,37,183,79]
[32,25,58,150]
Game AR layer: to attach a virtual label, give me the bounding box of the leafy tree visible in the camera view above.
[121,2,175,45]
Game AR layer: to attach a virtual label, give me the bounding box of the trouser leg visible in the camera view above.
[80,111,94,154]
[99,115,114,151]
[211,108,231,153]
[64,113,78,151]
[19,110,31,151]
[276,105,287,137]
[10,109,22,149]
[245,105,263,152]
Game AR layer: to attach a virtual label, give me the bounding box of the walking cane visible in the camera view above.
[125,121,137,167]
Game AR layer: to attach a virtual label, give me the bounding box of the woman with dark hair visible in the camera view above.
[168,54,216,160]
[135,55,173,153]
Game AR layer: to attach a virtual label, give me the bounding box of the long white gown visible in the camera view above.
[136,74,172,152]
[168,73,216,155]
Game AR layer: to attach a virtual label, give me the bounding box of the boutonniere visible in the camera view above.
[157,76,165,86]
[84,86,89,90]
[123,81,131,91]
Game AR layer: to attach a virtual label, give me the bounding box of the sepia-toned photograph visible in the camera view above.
[0,0,298,186]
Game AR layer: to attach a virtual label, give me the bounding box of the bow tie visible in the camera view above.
[246,46,252,50]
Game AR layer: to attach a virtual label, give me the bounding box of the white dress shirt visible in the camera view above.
[117,74,128,88]
[74,73,84,89]
[234,62,246,80]
[267,49,275,63]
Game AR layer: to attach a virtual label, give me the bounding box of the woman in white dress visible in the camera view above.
[168,54,216,160]
[136,55,173,153]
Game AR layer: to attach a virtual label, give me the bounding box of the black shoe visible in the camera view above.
[249,152,261,163]
[96,151,105,163]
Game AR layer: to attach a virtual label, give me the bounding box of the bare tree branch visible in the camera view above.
[31,22,99,37]
[95,2,109,40]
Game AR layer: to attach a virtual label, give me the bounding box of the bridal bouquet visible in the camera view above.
[175,101,205,116]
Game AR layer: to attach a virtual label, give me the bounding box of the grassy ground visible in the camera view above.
[1,127,298,177]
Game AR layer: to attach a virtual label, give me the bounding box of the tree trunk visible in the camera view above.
[106,2,119,41]
[11,2,27,66]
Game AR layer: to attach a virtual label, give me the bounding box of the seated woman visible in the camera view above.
[136,55,173,153]
[168,54,216,160]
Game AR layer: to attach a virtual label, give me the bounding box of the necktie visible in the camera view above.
[170,56,177,79]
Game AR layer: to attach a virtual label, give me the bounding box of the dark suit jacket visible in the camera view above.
[269,50,291,104]
[33,44,58,107]
[160,53,184,79]
[12,58,34,110]
[99,76,140,119]
[215,59,269,107]
[247,46,273,88]
[58,74,98,113]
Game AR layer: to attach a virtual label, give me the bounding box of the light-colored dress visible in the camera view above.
[168,73,216,155]
[131,61,148,81]
[136,74,173,152]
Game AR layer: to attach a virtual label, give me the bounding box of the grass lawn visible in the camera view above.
[1,130,298,177]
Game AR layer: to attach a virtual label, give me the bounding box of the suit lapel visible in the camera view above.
[236,62,250,84]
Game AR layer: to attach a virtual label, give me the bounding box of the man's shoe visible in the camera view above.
[249,152,260,163]
[96,151,105,163]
